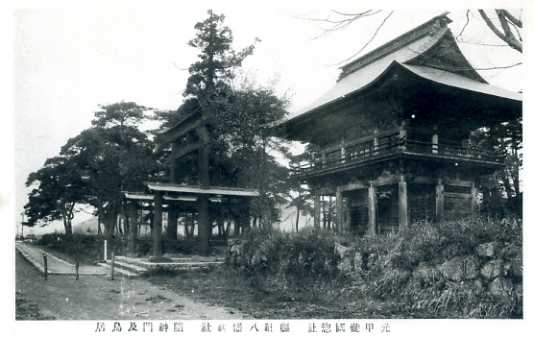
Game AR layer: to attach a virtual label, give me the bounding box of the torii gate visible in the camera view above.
[124,102,259,257]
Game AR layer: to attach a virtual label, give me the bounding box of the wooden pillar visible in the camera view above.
[152,192,163,257]
[198,144,210,256]
[340,137,346,163]
[399,120,408,151]
[335,188,343,233]
[170,143,177,183]
[126,202,138,256]
[198,195,210,255]
[167,207,178,240]
[313,191,321,228]
[471,182,479,214]
[343,197,352,233]
[373,129,379,155]
[368,183,376,236]
[432,125,439,154]
[435,178,445,222]
[398,175,408,232]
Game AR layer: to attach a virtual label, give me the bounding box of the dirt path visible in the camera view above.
[16,252,244,320]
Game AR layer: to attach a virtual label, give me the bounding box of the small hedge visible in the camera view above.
[227,228,341,290]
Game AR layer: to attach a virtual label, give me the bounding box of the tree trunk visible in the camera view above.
[97,215,102,235]
[295,205,300,232]
[63,220,73,237]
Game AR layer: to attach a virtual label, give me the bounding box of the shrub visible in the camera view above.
[229,228,341,291]
[227,217,521,318]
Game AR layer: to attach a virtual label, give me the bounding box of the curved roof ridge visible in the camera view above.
[404,29,487,83]
[399,63,521,101]
[338,12,451,80]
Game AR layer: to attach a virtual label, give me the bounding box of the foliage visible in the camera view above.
[471,118,522,216]
[36,233,122,264]
[157,10,292,228]
[25,101,159,238]
[184,10,257,100]
[228,217,522,318]
[61,102,160,236]
[24,156,89,236]
[356,217,522,318]
[228,228,340,290]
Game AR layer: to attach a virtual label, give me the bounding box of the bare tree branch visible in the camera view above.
[334,11,394,65]
[456,10,471,40]
[496,10,522,50]
[501,9,522,28]
[478,9,522,52]
[330,9,371,16]
[458,40,510,47]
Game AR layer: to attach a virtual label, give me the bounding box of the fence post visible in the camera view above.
[110,251,115,280]
[75,257,80,280]
[43,253,48,280]
[104,240,108,261]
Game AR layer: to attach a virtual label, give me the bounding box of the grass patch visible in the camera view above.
[147,265,402,319]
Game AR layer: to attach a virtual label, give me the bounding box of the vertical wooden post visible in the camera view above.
[313,191,321,229]
[340,137,346,163]
[127,202,137,256]
[344,196,352,233]
[399,120,408,151]
[335,188,343,233]
[110,251,115,280]
[368,183,376,236]
[398,175,408,232]
[75,258,79,280]
[373,129,379,156]
[432,125,439,154]
[170,142,177,183]
[43,253,48,280]
[152,192,163,257]
[198,196,210,255]
[471,181,479,214]
[435,178,445,222]
[198,144,211,256]
[104,239,108,261]
[167,207,178,240]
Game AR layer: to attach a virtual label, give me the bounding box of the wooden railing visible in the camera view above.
[290,131,502,177]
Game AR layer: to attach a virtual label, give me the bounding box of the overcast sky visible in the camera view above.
[12,1,523,234]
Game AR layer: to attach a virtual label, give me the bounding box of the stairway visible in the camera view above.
[97,256,148,278]
[97,255,225,278]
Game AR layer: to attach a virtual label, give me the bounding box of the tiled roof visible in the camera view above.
[280,13,521,125]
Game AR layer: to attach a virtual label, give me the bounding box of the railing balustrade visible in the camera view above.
[291,131,501,176]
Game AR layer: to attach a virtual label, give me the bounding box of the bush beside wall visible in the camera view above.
[226,218,522,318]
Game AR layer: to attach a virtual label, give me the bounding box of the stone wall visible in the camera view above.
[226,219,522,318]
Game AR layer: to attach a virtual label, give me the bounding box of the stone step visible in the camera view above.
[115,255,225,271]
[97,262,139,278]
[108,258,149,274]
